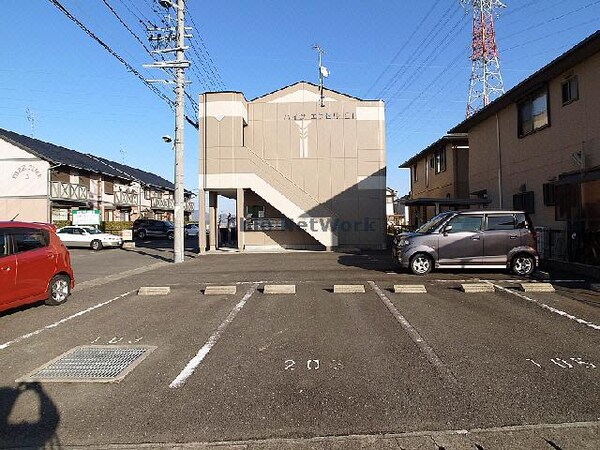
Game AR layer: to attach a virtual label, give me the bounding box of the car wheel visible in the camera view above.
[511,253,535,276]
[90,239,103,251]
[138,229,147,239]
[46,275,71,306]
[410,253,432,275]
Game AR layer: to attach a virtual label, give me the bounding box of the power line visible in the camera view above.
[364,0,443,98]
[384,12,469,107]
[184,5,226,90]
[47,0,174,109]
[376,1,462,100]
[52,0,199,128]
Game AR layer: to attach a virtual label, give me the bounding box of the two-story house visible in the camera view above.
[197,81,387,251]
[449,31,600,265]
[400,134,488,227]
[0,129,194,223]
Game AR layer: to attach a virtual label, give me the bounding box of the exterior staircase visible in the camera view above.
[207,145,338,248]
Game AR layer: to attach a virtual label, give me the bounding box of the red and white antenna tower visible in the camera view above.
[461,0,506,117]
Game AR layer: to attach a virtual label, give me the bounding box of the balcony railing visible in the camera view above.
[151,198,195,212]
[50,181,89,202]
[114,191,138,206]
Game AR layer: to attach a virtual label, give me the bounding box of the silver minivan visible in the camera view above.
[393,210,539,276]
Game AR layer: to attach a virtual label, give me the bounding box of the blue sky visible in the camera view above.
[2,1,599,212]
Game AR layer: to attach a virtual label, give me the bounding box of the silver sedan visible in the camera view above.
[56,226,123,251]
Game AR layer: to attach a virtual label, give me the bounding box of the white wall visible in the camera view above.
[0,139,50,220]
[0,140,49,197]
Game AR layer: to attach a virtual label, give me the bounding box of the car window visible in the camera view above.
[416,212,453,234]
[58,228,71,234]
[446,215,483,233]
[10,228,50,253]
[0,231,10,257]
[516,213,531,229]
[486,215,516,231]
[72,228,83,235]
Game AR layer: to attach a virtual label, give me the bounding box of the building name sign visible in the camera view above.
[73,209,101,226]
[12,164,42,180]
[283,112,355,121]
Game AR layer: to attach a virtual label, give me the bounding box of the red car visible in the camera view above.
[0,221,75,313]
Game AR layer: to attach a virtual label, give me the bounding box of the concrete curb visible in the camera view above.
[393,284,427,294]
[521,282,556,292]
[263,284,296,294]
[461,283,495,293]
[333,284,365,294]
[204,286,237,295]
[41,421,600,449]
[138,286,170,296]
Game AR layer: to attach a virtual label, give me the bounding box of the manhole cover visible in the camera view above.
[17,345,156,383]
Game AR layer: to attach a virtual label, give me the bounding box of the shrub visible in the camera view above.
[102,221,133,233]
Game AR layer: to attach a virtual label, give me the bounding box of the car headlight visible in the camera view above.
[399,239,410,247]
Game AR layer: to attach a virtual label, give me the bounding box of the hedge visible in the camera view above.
[102,221,134,233]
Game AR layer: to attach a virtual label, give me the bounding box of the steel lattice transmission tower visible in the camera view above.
[461,0,506,117]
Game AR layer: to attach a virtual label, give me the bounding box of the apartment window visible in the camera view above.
[543,183,555,206]
[429,158,435,169]
[144,189,151,200]
[561,76,579,105]
[104,179,114,195]
[412,165,418,182]
[518,87,549,137]
[434,148,446,174]
[513,191,535,214]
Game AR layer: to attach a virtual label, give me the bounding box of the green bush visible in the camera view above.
[102,221,133,233]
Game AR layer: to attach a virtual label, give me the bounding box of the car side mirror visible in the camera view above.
[443,225,452,235]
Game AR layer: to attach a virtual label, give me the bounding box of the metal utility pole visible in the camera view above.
[312,44,329,107]
[461,0,506,117]
[145,0,190,263]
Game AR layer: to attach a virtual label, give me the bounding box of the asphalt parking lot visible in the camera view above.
[1,249,599,449]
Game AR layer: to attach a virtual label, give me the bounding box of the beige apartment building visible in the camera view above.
[0,129,194,224]
[400,134,487,227]
[449,31,600,265]
[198,81,387,251]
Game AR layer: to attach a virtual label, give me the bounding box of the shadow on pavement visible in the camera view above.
[123,237,200,262]
[0,382,61,448]
[337,250,399,273]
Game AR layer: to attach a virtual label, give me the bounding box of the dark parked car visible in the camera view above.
[133,219,174,240]
[393,210,538,276]
[0,221,75,313]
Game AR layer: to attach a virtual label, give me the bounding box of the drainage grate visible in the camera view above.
[17,345,156,383]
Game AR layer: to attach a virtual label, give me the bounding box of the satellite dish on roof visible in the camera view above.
[320,66,330,78]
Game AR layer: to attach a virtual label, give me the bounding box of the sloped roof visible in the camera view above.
[88,155,175,191]
[0,128,179,192]
[0,128,126,179]
[250,80,364,102]
[400,134,468,168]
[450,30,600,133]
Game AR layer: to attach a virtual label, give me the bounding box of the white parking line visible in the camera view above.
[489,282,600,331]
[169,283,259,389]
[368,281,458,385]
[0,290,136,351]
